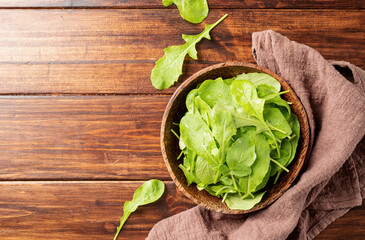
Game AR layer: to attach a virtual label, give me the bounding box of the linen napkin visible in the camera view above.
[147,30,365,240]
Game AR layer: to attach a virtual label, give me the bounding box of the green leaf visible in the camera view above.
[180,112,218,166]
[198,77,237,108]
[194,96,213,128]
[226,136,256,177]
[212,107,237,164]
[150,14,228,90]
[114,180,165,240]
[225,192,265,210]
[238,134,271,195]
[235,72,281,92]
[287,113,300,165]
[263,108,292,139]
[186,89,198,112]
[270,139,292,176]
[231,80,280,154]
[162,0,209,24]
[195,156,216,185]
[257,84,291,116]
[230,80,265,119]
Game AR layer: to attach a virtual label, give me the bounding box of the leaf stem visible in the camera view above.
[222,192,229,202]
[177,150,184,160]
[114,211,131,240]
[270,158,289,172]
[278,90,290,95]
[267,122,287,134]
[273,170,281,184]
[170,129,180,139]
[211,14,228,28]
[214,171,220,184]
[231,174,238,190]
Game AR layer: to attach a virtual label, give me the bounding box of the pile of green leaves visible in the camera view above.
[174,73,300,210]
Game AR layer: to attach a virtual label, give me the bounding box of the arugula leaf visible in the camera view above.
[114,180,165,240]
[212,104,265,132]
[263,107,292,139]
[198,78,236,108]
[195,156,217,185]
[162,0,209,24]
[225,192,266,210]
[212,107,237,163]
[235,72,281,92]
[270,139,292,176]
[257,84,291,116]
[238,134,271,195]
[226,136,256,177]
[180,112,218,166]
[151,14,228,90]
[186,89,198,112]
[194,96,213,128]
[231,80,280,155]
[287,113,300,165]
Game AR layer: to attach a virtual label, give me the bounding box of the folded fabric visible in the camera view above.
[147,30,365,240]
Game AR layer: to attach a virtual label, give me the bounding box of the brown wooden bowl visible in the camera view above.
[161,62,310,214]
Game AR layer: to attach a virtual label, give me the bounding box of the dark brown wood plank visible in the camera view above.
[0,9,363,94]
[0,95,172,180]
[0,181,195,240]
[0,181,363,239]
[0,0,363,9]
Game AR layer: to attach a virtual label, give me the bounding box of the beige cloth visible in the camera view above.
[147,30,365,240]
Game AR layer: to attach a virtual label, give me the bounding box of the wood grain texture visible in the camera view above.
[0,181,362,240]
[0,181,195,240]
[0,0,363,8]
[0,95,171,180]
[0,9,364,94]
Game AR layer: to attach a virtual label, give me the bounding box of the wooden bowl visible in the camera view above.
[161,62,310,214]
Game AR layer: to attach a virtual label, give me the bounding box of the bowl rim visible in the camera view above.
[160,62,310,214]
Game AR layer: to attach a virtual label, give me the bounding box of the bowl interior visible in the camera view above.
[161,63,310,214]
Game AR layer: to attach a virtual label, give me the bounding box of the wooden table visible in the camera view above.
[0,1,363,239]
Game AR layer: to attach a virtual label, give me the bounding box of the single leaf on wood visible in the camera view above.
[114,179,165,240]
[162,0,209,24]
[150,14,228,90]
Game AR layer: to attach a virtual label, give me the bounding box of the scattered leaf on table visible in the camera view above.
[114,179,165,240]
[162,0,209,23]
[150,14,228,90]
